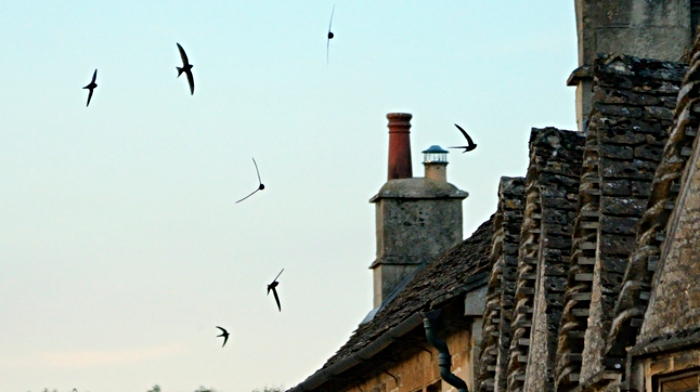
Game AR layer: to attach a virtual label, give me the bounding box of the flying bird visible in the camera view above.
[83,69,98,107]
[267,268,284,312]
[216,326,229,348]
[449,124,477,153]
[235,158,265,203]
[176,43,195,95]
[326,5,335,65]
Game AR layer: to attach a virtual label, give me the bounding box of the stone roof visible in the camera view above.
[469,53,689,392]
[546,53,687,391]
[600,46,698,360]
[478,176,525,392]
[291,47,700,392]
[631,326,700,357]
[632,41,700,351]
[290,214,494,391]
[505,127,585,392]
[327,216,493,366]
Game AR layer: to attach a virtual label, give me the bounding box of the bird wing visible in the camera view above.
[235,188,260,203]
[272,287,281,311]
[185,70,195,95]
[328,4,335,32]
[216,326,229,347]
[454,123,475,147]
[176,43,190,65]
[91,69,97,83]
[273,268,284,281]
[236,158,264,203]
[327,5,334,65]
[252,158,262,184]
[86,89,94,107]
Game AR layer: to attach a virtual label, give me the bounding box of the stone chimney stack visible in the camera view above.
[386,112,413,180]
[370,114,468,308]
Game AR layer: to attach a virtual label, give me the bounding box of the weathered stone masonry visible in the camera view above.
[525,128,585,392]
[606,43,700,380]
[580,55,686,382]
[505,128,585,392]
[479,177,525,392]
[555,54,687,392]
[555,83,602,392]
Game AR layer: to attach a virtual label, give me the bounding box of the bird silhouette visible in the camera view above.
[267,268,284,312]
[326,5,335,65]
[83,69,98,107]
[216,326,229,348]
[449,124,477,153]
[236,158,265,203]
[176,43,195,95]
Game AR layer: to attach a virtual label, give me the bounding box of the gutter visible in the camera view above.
[422,309,469,392]
[289,312,424,392]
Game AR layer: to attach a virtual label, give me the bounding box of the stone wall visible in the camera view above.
[630,348,700,392]
[575,0,692,66]
[343,328,474,392]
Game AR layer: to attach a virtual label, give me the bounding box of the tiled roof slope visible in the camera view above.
[555,75,603,392]
[478,176,525,392]
[505,127,585,392]
[290,214,494,391]
[552,54,687,391]
[582,52,691,365]
[616,34,700,355]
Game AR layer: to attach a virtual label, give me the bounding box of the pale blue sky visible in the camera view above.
[1,2,577,391]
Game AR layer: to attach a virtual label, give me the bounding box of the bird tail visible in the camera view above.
[176,66,184,77]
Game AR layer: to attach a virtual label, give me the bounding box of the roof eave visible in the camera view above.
[288,312,424,392]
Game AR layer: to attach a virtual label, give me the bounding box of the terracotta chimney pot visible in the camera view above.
[386,113,413,181]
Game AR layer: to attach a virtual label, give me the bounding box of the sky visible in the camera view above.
[0,2,578,392]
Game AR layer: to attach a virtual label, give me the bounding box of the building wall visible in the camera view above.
[631,349,700,392]
[345,329,475,392]
[575,0,691,65]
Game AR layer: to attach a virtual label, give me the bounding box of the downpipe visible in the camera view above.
[422,309,469,392]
